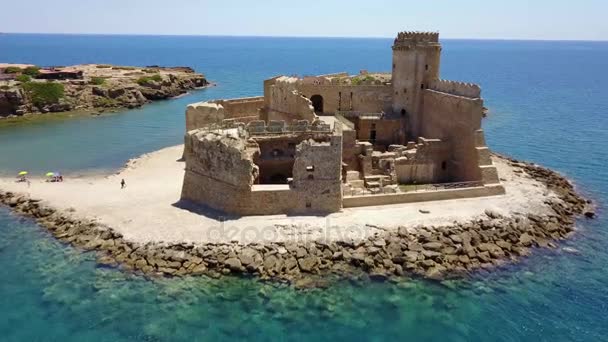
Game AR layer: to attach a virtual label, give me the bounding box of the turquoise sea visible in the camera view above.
[0,34,607,341]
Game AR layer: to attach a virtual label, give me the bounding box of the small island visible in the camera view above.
[0,63,209,118]
[0,31,596,288]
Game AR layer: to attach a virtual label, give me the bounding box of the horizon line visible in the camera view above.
[1,31,607,43]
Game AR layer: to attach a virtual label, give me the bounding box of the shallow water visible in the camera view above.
[0,35,607,341]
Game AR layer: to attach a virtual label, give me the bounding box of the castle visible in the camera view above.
[180,31,505,216]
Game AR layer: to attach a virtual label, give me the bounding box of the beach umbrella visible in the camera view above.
[18,171,28,176]
[46,172,55,177]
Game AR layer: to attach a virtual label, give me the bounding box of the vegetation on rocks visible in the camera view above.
[22,66,41,77]
[2,64,208,119]
[4,66,22,74]
[351,75,376,85]
[90,77,106,85]
[22,81,65,107]
[16,74,32,83]
[136,74,163,86]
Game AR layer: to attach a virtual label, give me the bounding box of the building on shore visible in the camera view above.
[181,31,505,216]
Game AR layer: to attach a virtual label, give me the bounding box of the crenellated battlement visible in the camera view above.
[393,31,439,48]
[428,79,481,98]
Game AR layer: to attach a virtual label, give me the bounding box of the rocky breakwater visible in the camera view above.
[0,64,209,117]
[0,157,596,287]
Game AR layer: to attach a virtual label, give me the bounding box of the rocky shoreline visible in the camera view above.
[0,156,596,287]
[0,64,210,118]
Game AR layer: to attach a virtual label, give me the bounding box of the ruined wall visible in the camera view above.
[341,127,359,171]
[355,118,403,146]
[181,127,343,215]
[182,129,258,188]
[186,97,264,132]
[266,77,316,122]
[214,96,264,120]
[252,135,302,184]
[185,102,225,131]
[394,139,450,184]
[296,84,393,114]
[421,89,484,181]
[291,134,343,213]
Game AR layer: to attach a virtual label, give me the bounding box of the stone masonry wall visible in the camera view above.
[186,97,264,132]
[421,89,484,182]
[214,97,264,119]
[429,80,481,99]
[291,134,343,213]
[296,84,393,114]
[181,127,343,216]
[266,78,316,122]
[356,118,403,146]
[185,102,225,132]
[395,139,451,184]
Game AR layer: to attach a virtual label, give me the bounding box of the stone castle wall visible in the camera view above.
[214,96,264,119]
[265,77,316,122]
[395,138,451,184]
[185,97,264,132]
[429,80,481,98]
[291,135,343,213]
[355,118,403,146]
[182,129,258,188]
[296,84,393,114]
[421,89,485,182]
[185,102,225,132]
[181,127,343,216]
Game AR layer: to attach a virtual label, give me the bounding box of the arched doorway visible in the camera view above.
[310,95,323,114]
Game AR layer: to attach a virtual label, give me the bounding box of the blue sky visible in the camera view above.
[3,0,607,40]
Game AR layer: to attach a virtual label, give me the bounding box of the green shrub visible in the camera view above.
[16,74,31,82]
[351,75,375,86]
[96,64,113,69]
[136,74,162,86]
[22,66,41,77]
[90,77,106,85]
[113,66,137,71]
[22,81,65,107]
[0,85,10,90]
[4,66,22,74]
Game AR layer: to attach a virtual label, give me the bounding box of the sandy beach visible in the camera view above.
[0,145,560,245]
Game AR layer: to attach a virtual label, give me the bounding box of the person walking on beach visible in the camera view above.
[121,179,126,189]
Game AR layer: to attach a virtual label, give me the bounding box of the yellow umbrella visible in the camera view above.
[46,172,55,177]
[18,171,28,176]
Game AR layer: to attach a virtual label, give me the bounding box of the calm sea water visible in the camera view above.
[0,34,607,341]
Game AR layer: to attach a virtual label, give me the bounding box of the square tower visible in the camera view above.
[392,31,441,139]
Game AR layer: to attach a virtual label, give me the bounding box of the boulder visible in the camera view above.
[425,265,447,280]
[298,257,319,273]
[404,251,419,262]
[423,242,443,251]
[484,209,503,219]
[519,233,535,247]
[373,239,386,247]
[224,258,243,272]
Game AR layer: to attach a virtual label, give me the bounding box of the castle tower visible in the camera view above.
[392,31,441,139]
